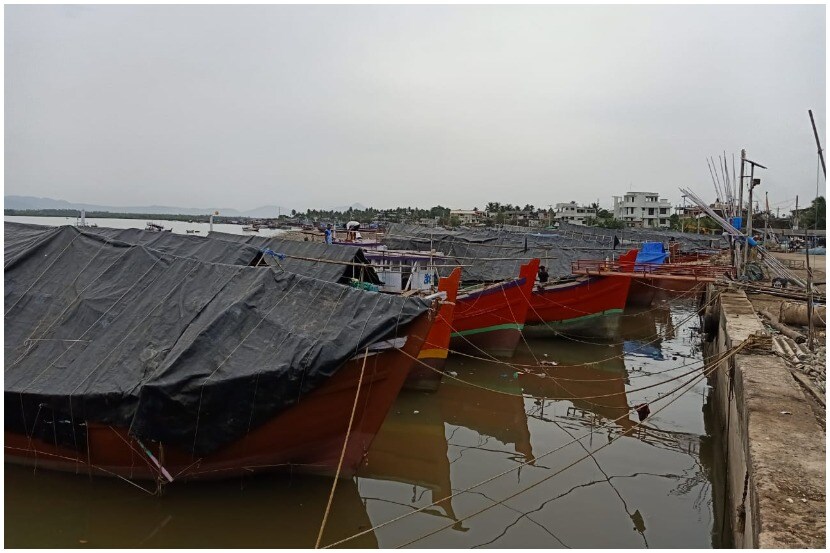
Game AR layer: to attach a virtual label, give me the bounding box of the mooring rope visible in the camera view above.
[315,347,369,549]
[393,366,716,548]
[441,290,718,372]
[401,339,741,403]
[321,336,753,549]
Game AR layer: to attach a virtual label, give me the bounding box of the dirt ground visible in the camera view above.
[770,251,826,292]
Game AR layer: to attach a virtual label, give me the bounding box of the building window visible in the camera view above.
[648,208,655,215]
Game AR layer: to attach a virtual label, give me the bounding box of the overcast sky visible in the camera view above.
[5,4,826,213]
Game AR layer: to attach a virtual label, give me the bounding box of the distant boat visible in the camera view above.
[185,229,200,234]
[242,225,260,232]
[145,222,171,232]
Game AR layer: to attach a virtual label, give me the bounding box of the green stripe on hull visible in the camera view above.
[532,308,623,328]
[450,323,524,337]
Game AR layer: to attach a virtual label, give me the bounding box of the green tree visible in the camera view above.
[799,196,826,230]
[449,215,461,228]
[595,218,625,229]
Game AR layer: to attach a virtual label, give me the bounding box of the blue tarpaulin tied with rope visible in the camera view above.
[260,248,286,260]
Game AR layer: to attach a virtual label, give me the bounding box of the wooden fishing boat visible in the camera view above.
[449,258,540,358]
[526,249,638,336]
[572,256,733,308]
[145,222,170,232]
[4,310,435,482]
[5,225,439,483]
[407,267,462,392]
[348,249,461,391]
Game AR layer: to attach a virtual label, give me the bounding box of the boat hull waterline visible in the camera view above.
[5,312,435,482]
[449,259,540,358]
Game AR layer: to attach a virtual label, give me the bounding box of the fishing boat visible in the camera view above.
[241,224,260,232]
[573,256,732,308]
[407,267,462,391]
[525,249,638,336]
[145,222,171,232]
[354,250,462,391]
[5,226,437,482]
[449,258,540,358]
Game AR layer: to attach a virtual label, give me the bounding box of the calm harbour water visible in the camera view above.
[5,288,725,548]
[3,215,289,237]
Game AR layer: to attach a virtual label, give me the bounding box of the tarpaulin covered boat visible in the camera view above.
[5,225,434,481]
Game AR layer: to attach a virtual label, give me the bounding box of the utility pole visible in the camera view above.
[793,196,799,230]
[741,157,767,273]
[808,109,826,177]
[736,149,746,275]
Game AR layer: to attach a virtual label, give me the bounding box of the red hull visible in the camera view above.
[5,312,434,482]
[527,250,637,333]
[449,259,540,357]
[628,275,706,308]
[527,275,630,325]
[407,268,462,392]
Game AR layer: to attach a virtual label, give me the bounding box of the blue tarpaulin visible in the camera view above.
[624,340,665,360]
[635,242,668,270]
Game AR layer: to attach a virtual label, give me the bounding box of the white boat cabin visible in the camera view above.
[363,250,451,293]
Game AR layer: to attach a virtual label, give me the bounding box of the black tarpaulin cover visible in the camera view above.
[81,226,263,266]
[381,224,613,282]
[208,230,381,284]
[5,226,430,455]
[555,221,724,250]
[4,221,58,262]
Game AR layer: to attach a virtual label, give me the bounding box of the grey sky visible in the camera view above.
[5,4,826,213]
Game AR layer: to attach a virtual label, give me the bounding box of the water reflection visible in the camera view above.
[5,299,721,548]
[5,465,376,548]
[357,391,460,525]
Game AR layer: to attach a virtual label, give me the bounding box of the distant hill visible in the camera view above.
[4,196,291,218]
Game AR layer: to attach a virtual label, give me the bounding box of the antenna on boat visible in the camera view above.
[210,210,219,232]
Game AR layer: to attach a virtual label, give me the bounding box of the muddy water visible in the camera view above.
[4,298,725,548]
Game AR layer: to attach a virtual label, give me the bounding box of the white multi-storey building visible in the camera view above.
[613,192,672,228]
[553,202,596,226]
[450,209,485,226]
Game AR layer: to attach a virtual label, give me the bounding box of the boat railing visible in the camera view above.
[571,259,735,279]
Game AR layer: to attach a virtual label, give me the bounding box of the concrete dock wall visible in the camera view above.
[704,286,825,548]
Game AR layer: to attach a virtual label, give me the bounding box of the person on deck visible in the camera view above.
[538,265,549,284]
[324,224,333,245]
[346,220,360,241]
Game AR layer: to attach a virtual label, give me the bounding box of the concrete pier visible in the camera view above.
[704,286,825,548]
